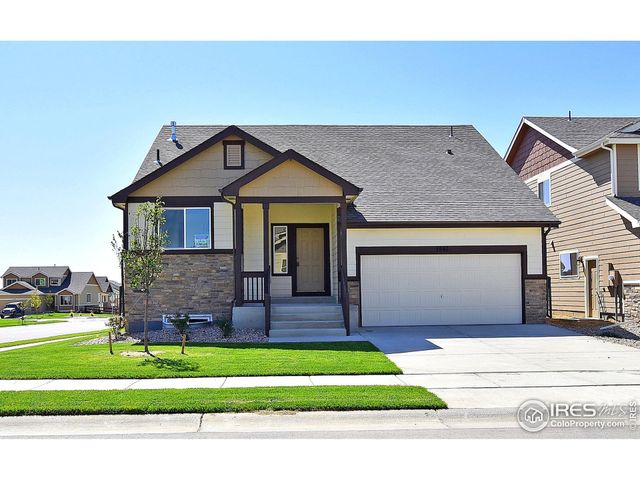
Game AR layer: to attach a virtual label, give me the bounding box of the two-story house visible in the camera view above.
[0,266,109,312]
[109,123,557,336]
[505,116,640,320]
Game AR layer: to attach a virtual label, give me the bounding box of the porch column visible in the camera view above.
[339,199,350,335]
[263,202,271,335]
[234,201,244,306]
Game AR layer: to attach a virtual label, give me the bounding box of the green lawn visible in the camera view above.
[0,319,66,327]
[25,312,112,319]
[0,330,108,349]
[0,339,401,379]
[0,386,446,416]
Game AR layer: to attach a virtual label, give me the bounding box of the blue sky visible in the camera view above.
[1,41,638,280]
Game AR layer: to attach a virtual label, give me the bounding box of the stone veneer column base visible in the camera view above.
[623,285,640,322]
[524,277,548,324]
[125,253,234,333]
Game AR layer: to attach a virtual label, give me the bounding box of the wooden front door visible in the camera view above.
[586,259,598,318]
[295,227,326,294]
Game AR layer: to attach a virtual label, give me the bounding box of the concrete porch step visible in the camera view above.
[272,296,337,305]
[269,327,347,338]
[270,319,345,329]
[271,304,343,315]
[271,312,343,322]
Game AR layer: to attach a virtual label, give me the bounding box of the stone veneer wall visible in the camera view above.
[524,277,548,324]
[623,285,640,322]
[348,280,360,305]
[125,253,234,332]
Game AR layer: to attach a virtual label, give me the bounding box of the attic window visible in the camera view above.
[50,278,60,286]
[224,140,245,169]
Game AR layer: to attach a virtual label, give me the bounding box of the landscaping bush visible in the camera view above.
[169,313,190,354]
[106,315,127,339]
[217,318,233,338]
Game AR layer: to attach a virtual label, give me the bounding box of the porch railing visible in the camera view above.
[241,271,265,304]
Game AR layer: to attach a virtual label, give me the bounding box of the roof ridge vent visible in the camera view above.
[449,126,454,138]
[568,110,572,121]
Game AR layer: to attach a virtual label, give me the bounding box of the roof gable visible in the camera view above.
[221,149,362,197]
[109,125,282,203]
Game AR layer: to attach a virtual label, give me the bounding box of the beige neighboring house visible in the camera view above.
[505,116,640,320]
[110,123,557,336]
[0,266,114,313]
[96,276,121,313]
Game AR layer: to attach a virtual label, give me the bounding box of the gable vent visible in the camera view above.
[224,141,245,169]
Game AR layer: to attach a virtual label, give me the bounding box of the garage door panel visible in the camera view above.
[361,253,522,326]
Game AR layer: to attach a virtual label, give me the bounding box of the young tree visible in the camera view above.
[112,198,167,355]
[30,293,42,313]
[170,312,190,355]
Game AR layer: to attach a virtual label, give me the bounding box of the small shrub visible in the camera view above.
[106,315,128,339]
[89,311,94,317]
[69,311,74,317]
[170,313,190,354]
[217,318,233,338]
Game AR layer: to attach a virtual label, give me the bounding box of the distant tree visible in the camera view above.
[43,294,55,311]
[30,293,42,313]
[112,198,167,355]
[170,312,190,355]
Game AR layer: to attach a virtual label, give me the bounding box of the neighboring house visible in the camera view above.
[96,276,121,313]
[109,123,558,336]
[505,116,640,320]
[0,266,112,312]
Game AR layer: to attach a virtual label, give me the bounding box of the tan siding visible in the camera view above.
[616,144,640,197]
[546,149,640,315]
[132,136,273,197]
[213,202,233,250]
[238,160,342,197]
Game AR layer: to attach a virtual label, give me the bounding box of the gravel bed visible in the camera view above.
[548,318,640,350]
[75,335,139,346]
[133,324,267,344]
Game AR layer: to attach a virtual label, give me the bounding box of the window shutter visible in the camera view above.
[226,144,243,167]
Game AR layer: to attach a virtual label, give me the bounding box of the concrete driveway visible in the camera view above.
[0,316,107,344]
[358,324,640,408]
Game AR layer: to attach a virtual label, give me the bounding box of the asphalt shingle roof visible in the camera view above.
[125,124,558,225]
[2,266,70,278]
[607,196,640,225]
[525,117,640,151]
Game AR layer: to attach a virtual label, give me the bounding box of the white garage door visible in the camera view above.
[360,254,522,326]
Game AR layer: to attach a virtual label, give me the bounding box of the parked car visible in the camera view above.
[1,302,25,318]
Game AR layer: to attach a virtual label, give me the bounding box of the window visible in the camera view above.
[538,178,551,206]
[34,277,47,287]
[86,294,92,303]
[5,278,16,287]
[49,278,60,286]
[162,313,213,325]
[273,225,288,274]
[60,295,72,306]
[560,251,579,278]
[161,208,211,250]
[223,140,245,169]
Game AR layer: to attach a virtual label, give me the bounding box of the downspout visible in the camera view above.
[221,194,238,321]
[600,142,616,196]
[543,226,552,319]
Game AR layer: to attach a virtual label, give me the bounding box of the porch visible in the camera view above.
[232,199,351,337]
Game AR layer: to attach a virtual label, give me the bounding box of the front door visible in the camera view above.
[586,259,598,318]
[295,227,327,295]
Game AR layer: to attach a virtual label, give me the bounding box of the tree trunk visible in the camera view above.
[108,331,113,355]
[143,292,149,354]
[181,334,186,355]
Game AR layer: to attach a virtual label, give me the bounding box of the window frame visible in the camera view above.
[537,175,551,207]
[162,207,212,251]
[272,225,289,276]
[34,277,47,287]
[559,250,580,279]
[86,293,92,303]
[59,295,73,306]
[49,278,60,286]
[5,278,17,287]
[223,140,245,170]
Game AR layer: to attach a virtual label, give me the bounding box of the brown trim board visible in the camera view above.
[223,140,245,170]
[220,149,361,196]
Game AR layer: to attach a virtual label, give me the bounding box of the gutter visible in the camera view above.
[599,142,617,196]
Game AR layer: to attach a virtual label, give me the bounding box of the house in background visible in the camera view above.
[110,123,557,336]
[0,266,117,313]
[96,276,121,313]
[505,116,640,320]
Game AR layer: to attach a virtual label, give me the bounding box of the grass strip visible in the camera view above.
[0,330,109,349]
[0,319,66,328]
[0,340,401,379]
[0,386,446,416]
